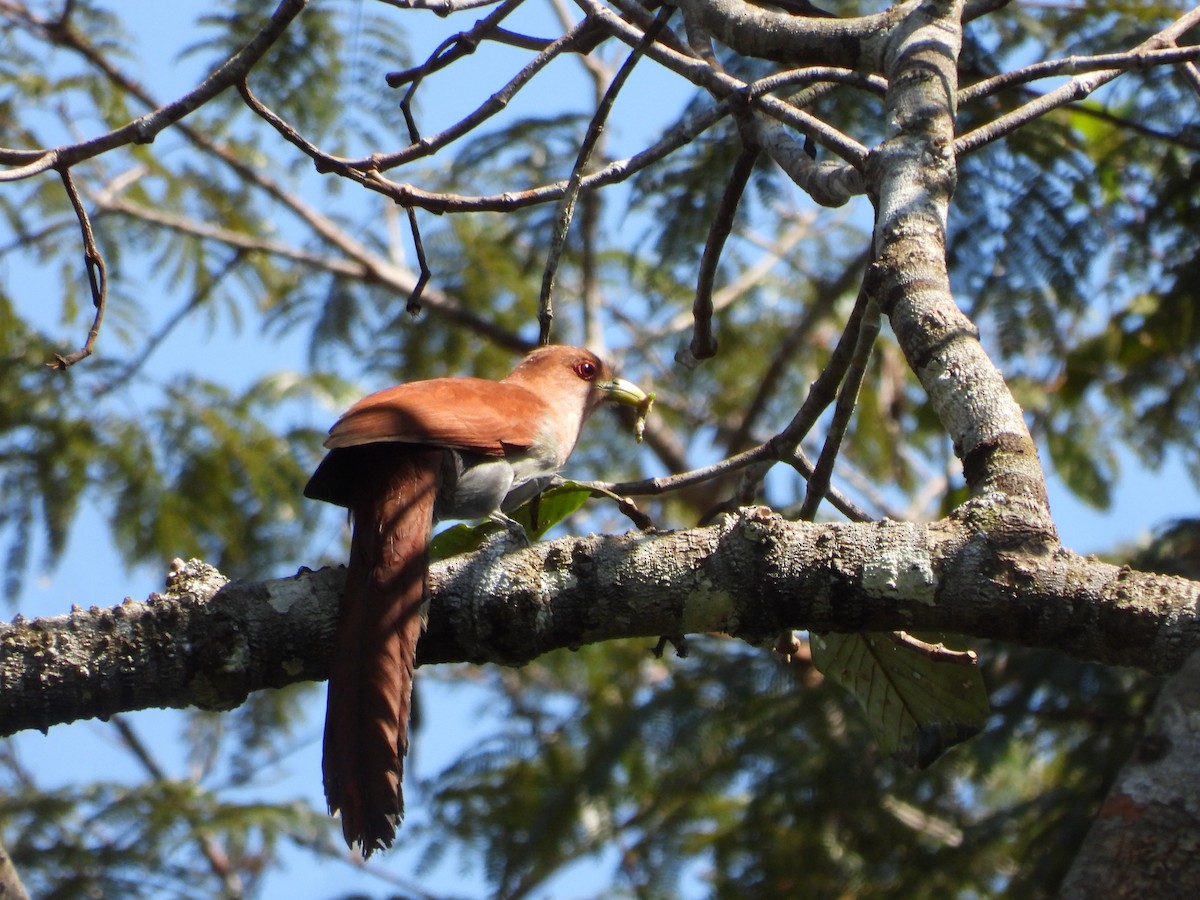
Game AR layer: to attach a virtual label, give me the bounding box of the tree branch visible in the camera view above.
[0,0,308,179]
[956,8,1200,156]
[3,509,1200,738]
[673,0,919,67]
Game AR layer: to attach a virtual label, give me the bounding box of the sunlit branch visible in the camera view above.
[672,0,919,65]
[585,0,869,166]
[390,0,531,143]
[747,65,887,98]
[957,8,1200,156]
[0,0,307,180]
[959,44,1200,104]
[751,118,864,206]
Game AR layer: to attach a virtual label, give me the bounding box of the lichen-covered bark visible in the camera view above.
[0,559,338,736]
[4,515,1198,737]
[865,0,1053,534]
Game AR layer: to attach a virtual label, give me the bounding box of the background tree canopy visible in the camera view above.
[2,0,1199,897]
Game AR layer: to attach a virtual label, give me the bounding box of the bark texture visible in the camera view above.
[3,510,1198,738]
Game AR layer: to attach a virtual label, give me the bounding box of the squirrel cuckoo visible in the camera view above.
[305,345,648,857]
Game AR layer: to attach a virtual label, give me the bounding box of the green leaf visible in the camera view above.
[428,520,497,561]
[516,482,594,541]
[429,483,596,561]
[810,632,988,768]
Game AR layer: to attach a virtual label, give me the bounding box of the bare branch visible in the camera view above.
[799,295,880,519]
[359,14,601,172]
[752,118,865,206]
[672,0,919,68]
[0,0,308,179]
[389,0,531,143]
[404,208,432,316]
[313,96,736,212]
[5,517,1200,736]
[582,0,870,166]
[539,6,674,343]
[48,167,107,369]
[957,8,1200,156]
[375,0,502,12]
[960,44,1200,105]
[680,144,759,364]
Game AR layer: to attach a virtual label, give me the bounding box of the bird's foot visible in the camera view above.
[488,511,532,548]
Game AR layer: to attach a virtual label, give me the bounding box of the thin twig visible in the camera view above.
[799,295,880,519]
[50,167,107,369]
[365,14,599,172]
[572,437,868,523]
[390,0,528,143]
[888,632,978,666]
[683,144,759,362]
[0,0,308,179]
[957,8,1200,156]
[375,0,501,12]
[959,44,1200,104]
[538,6,673,343]
[386,27,555,89]
[404,207,431,315]
[583,0,869,166]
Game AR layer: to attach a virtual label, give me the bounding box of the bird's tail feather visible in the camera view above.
[322,445,441,858]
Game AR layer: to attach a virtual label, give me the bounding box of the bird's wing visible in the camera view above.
[323,378,545,456]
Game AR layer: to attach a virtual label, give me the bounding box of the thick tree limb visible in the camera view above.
[3,509,1199,738]
[1060,650,1200,897]
[673,0,919,67]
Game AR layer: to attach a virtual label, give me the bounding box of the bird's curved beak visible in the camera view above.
[598,377,649,407]
[598,377,654,442]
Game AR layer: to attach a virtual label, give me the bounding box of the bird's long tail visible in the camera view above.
[322,445,442,858]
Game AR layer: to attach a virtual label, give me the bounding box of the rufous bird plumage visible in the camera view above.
[305,345,647,856]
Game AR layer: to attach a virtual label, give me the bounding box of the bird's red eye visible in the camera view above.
[573,359,598,380]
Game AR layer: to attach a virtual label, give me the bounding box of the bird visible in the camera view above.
[304,345,649,857]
